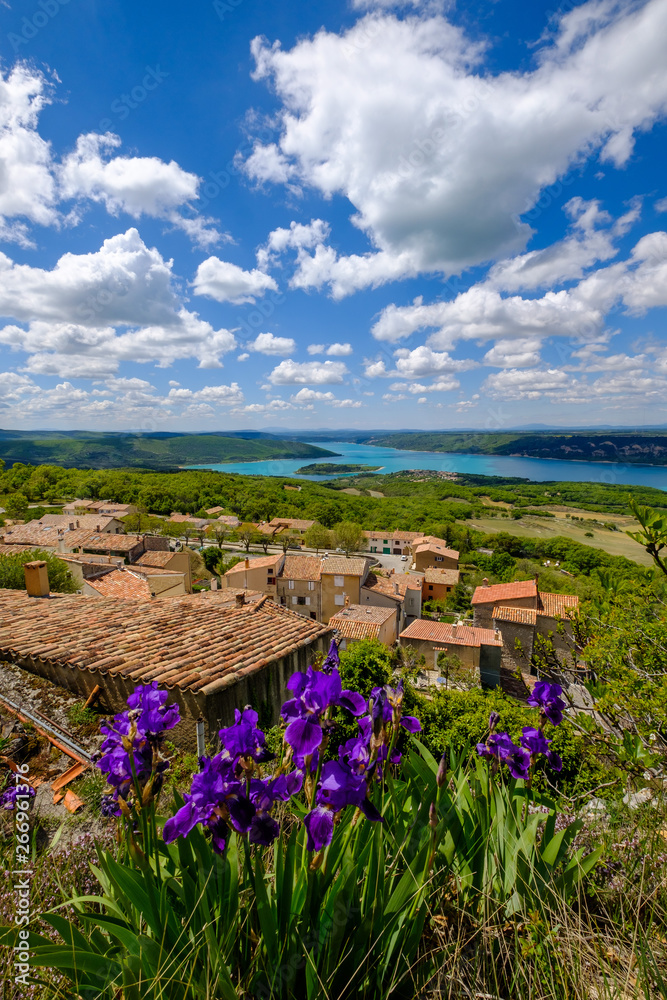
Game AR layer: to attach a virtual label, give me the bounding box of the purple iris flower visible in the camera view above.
[527,681,566,726]
[505,744,532,781]
[246,773,302,846]
[125,682,181,737]
[370,682,421,734]
[163,753,255,851]
[520,726,550,756]
[476,731,516,761]
[321,639,340,673]
[1,784,36,810]
[218,707,274,764]
[303,760,382,850]
[282,666,366,759]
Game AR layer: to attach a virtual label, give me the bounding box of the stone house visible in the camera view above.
[399,619,503,686]
[471,577,579,674]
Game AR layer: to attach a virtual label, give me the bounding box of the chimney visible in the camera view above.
[482,577,489,587]
[76,520,80,528]
[394,581,400,595]
[452,620,459,635]
[57,537,66,554]
[235,592,246,607]
[69,522,75,531]
[24,560,50,598]
[534,573,539,586]
[494,629,501,641]
[211,578,218,591]
[245,558,250,569]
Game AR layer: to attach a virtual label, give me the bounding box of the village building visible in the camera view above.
[411,536,460,573]
[471,576,579,674]
[399,619,503,686]
[62,500,139,517]
[329,603,398,648]
[363,530,422,555]
[0,587,331,743]
[276,554,322,620]
[319,555,372,623]
[422,567,461,603]
[222,554,285,599]
[217,515,241,528]
[360,571,422,633]
[81,564,188,601]
[135,550,192,592]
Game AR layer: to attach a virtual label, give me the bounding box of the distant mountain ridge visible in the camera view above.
[0,431,336,470]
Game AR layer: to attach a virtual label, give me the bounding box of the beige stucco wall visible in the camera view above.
[276,577,321,620]
[321,573,362,623]
[399,635,479,669]
[414,551,458,573]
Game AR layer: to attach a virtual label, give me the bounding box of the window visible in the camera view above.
[334,594,345,606]
[308,581,315,591]
[435,556,443,562]
[267,576,275,585]
[305,597,311,606]
[383,539,388,544]
[288,580,295,590]
[334,575,344,588]
[310,612,317,620]
[297,596,306,606]
[292,596,298,605]
[428,585,433,591]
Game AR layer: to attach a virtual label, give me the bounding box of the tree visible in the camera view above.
[626,498,667,576]
[0,549,78,594]
[236,527,260,552]
[436,651,472,690]
[207,525,228,549]
[332,521,364,556]
[304,523,333,554]
[4,493,29,520]
[280,530,301,553]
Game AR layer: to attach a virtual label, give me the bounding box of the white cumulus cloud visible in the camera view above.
[193,256,279,304]
[267,359,349,384]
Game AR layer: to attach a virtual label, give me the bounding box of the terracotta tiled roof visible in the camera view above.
[77,533,144,553]
[413,539,460,560]
[256,523,280,535]
[128,564,184,578]
[538,592,579,616]
[423,568,460,586]
[471,579,538,605]
[217,515,240,526]
[0,589,331,696]
[281,555,322,582]
[492,605,537,626]
[399,619,503,647]
[86,569,152,601]
[362,572,421,602]
[224,554,283,575]
[136,551,178,568]
[330,603,395,640]
[205,506,225,515]
[320,556,368,577]
[0,543,37,555]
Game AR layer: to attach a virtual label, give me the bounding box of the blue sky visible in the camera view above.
[1,0,666,432]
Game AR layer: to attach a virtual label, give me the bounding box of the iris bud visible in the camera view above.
[429,802,437,830]
[488,711,501,733]
[436,753,447,788]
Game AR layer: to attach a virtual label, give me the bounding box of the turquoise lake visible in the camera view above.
[189,441,667,491]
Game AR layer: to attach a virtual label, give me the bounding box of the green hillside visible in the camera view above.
[360,431,667,465]
[0,431,337,470]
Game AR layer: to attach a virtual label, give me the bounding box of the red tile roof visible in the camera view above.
[471,579,538,605]
[423,568,460,586]
[362,572,421,602]
[413,540,460,560]
[399,619,502,647]
[269,518,315,531]
[0,589,331,696]
[86,569,152,601]
[538,592,579,617]
[281,555,322,582]
[363,530,422,541]
[330,603,395,640]
[491,605,537,626]
[136,551,179,568]
[320,556,368,577]
[224,554,283,575]
[32,514,119,531]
